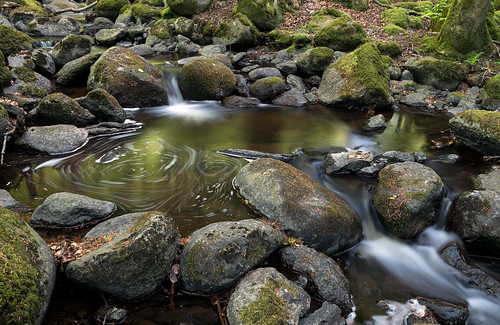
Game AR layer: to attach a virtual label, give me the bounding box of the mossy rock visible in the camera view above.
[382,7,409,29]
[332,0,368,11]
[484,74,500,100]
[296,47,335,76]
[268,29,294,49]
[404,56,467,90]
[52,34,93,68]
[96,0,130,21]
[178,57,236,100]
[150,19,172,39]
[131,3,162,22]
[0,66,11,91]
[382,23,408,36]
[166,0,211,16]
[393,1,433,13]
[0,206,56,325]
[314,17,366,52]
[174,16,194,37]
[235,0,283,31]
[19,84,47,98]
[307,9,351,34]
[33,92,96,126]
[212,13,260,50]
[249,77,286,102]
[0,25,33,57]
[408,16,424,29]
[376,40,403,57]
[0,0,45,15]
[12,66,37,83]
[135,0,163,7]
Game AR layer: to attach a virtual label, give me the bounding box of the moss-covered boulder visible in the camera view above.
[8,66,53,94]
[52,34,93,69]
[249,77,287,102]
[382,23,408,36]
[174,16,194,37]
[296,47,335,76]
[95,28,128,45]
[0,25,32,57]
[26,16,80,37]
[333,0,368,11]
[150,19,172,39]
[32,48,56,77]
[226,267,310,325]
[382,8,411,29]
[377,40,403,58]
[373,162,445,239]
[131,3,163,22]
[0,206,56,325]
[449,110,500,155]
[234,158,362,255]
[234,0,283,31]
[96,0,130,21]
[178,57,236,100]
[87,46,168,107]
[317,42,394,109]
[180,219,284,294]
[66,211,180,301]
[314,17,366,52]
[55,52,102,86]
[212,13,259,50]
[31,92,96,126]
[76,88,126,123]
[404,56,467,91]
[484,74,500,100]
[307,8,351,33]
[0,52,11,92]
[166,0,211,16]
[447,190,500,257]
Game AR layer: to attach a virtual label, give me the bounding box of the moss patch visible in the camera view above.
[376,40,403,57]
[12,66,37,83]
[314,17,366,51]
[454,110,500,139]
[382,23,408,36]
[382,8,409,29]
[131,3,163,22]
[235,0,284,31]
[96,0,130,20]
[485,74,500,99]
[19,84,47,98]
[151,19,172,39]
[0,25,32,57]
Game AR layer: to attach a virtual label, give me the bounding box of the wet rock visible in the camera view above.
[473,167,500,193]
[448,97,477,116]
[88,46,168,108]
[200,44,225,56]
[400,69,413,80]
[17,124,88,155]
[85,121,140,136]
[212,14,259,50]
[5,67,53,94]
[66,211,180,301]
[235,0,283,31]
[373,162,445,238]
[52,34,92,68]
[82,17,114,35]
[226,267,310,325]
[96,306,128,324]
[380,150,415,163]
[433,154,460,164]
[276,61,297,75]
[249,77,287,102]
[95,28,128,46]
[0,206,56,325]
[32,48,56,77]
[234,158,362,255]
[180,219,284,294]
[296,47,335,76]
[7,52,35,69]
[84,212,140,239]
[449,110,500,155]
[27,16,80,36]
[55,52,102,86]
[413,151,427,163]
[404,57,466,91]
[280,246,353,315]
[249,67,283,81]
[395,80,417,91]
[217,148,294,162]
[167,0,211,16]
[298,302,346,325]
[446,92,466,106]
[400,92,427,108]
[30,92,95,126]
[272,88,307,107]
[325,149,374,174]
[366,114,387,130]
[0,189,32,213]
[130,44,154,57]
[447,190,500,257]
[417,297,468,325]
[221,95,260,108]
[76,88,126,123]
[357,160,386,176]
[30,192,116,228]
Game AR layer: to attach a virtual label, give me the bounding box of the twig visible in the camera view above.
[1,126,15,165]
[215,299,225,325]
[53,0,97,14]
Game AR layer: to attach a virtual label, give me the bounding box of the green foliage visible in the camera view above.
[393,1,433,13]
[420,0,450,31]
[382,23,408,36]
[464,52,484,65]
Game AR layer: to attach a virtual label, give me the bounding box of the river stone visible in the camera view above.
[235,0,283,31]
[52,34,93,68]
[314,17,366,52]
[130,44,154,57]
[280,246,353,315]
[5,67,53,94]
[18,124,88,155]
[167,0,211,15]
[84,212,141,239]
[325,149,374,174]
[474,167,500,194]
[212,14,259,51]
[95,28,128,46]
[226,267,310,325]
[272,88,307,107]
[449,110,500,156]
[30,92,95,126]
[76,88,126,123]
[234,158,362,255]
[248,67,283,81]
[7,53,35,69]
[404,57,466,91]
[298,302,346,325]
[318,43,394,110]
[221,95,260,108]
[180,219,284,294]
[178,57,236,101]
[0,206,56,325]
[27,16,80,36]
[249,77,287,102]
[0,189,32,213]
[32,48,56,77]
[55,52,102,86]
[366,114,387,129]
[200,44,226,56]
[296,47,335,76]
[66,211,180,301]
[380,150,415,163]
[416,297,468,325]
[87,46,168,108]
[373,162,445,239]
[30,192,116,228]
[447,190,500,257]
[400,92,428,107]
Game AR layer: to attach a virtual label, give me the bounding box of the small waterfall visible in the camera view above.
[164,71,184,106]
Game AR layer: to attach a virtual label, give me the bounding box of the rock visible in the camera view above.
[30,192,116,228]
[85,212,139,239]
[235,0,283,31]
[0,189,32,213]
[417,297,468,325]
[7,52,35,69]
[221,95,260,108]
[30,92,95,126]
[314,17,366,52]
[447,190,500,257]
[96,0,129,21]
[449,110,500,155]
[234,158,362,255]
[400,92,427,107]
[17,124,88,155]
[413,151,427,163]
[200,44,226,56]
[0,206,56,325]
[280,246,353,315]
[82,17,114,36]
[166,0,211,15]
[325,149,374,174]
[180,219,284,294]
[32,48,56,77]
[404,57,466,91]
[66,211,180,301]
[95,28,128,46]
[212,13,259,51]
[4,66,53,94]
[474,167,500,193]
[248,67,282,81]
[176,38,201,54]
[287,74,307,93]
[76,88,126,123]
[0,15,14,28]
[366,114,387,129]
[217,148,295,162]
[226,267,310,325]
[249,77,287,102]
[272,88,307,106]
[178,57,236,100]
[448,97,477,116]
[0,25,32,57]
[88,46,168,108]
[173,16,194,36]
[276,60,297,75]
[55,52,102,86]
[52,34,93,68]
[27,16,80,37]
[130,44,154,57]
[296,47,335,76]
[380,150,415,162]
[318,43,394,109]
[433,154,460,164]
[43,0,78,13]
[373,162,445,238]
[298,302,346,325]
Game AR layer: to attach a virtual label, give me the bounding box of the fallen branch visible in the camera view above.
[1,126,15,165]
[53,0,97,14]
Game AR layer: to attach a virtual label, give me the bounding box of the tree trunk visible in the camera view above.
[437,0,493,56]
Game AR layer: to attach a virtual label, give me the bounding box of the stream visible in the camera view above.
[1,70,500,324]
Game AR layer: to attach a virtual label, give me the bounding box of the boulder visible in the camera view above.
[178,57,236,100]
[174,16,194,36]
[0,206,56,325]
[84,212,141,239]
[32,48,56,77]
[0,189,32,213]
[272,88,307,106]
[82,17,114,36]
[43,0,78,13]
[306,8,351,33]
[249,77,287,102]
[76,88,126,123]
[226,267,310,325]
[19,124,88,155]
[449,110,500,156]
[447,190,500,257]
[96,0,130,21]
[416,297,468,325]
[380,150,415,163]
[130,44,154,57]
[297,47,336,76]
[314,17,366,52]
[473,167,500,193]
[222,95,260,108]
[366,114,387,130]
[373,162,445,238]
[234,158,362,255]
[55,52,102,86]
[326,149,375,174]
[95,28,128,46]
[30,92,95,126]
[166,0,211,16]
[30,192,116,228]
[299,302,346,325]
[27,16,80,37]
[87,46,168,107]
[180,219,284,294]
[248,67,282,81]
[280,246,353,315]
[0,25,32,57]
[212,13,259,50]
[66,211,180,301]
[5,66,53,94]
[52,34,93,68]
[235,0,283,31]
[404,57,466,91]
[7,52,35,69]
[317,43,394,109]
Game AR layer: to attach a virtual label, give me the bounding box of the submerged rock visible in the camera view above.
[217,148,295,162]
[234,158,362,255]
[18,124,88,155]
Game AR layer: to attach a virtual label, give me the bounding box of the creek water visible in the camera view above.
[1,71,500,324]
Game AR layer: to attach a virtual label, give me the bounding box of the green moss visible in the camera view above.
[485,74,500,99]
[0,25,32,57]
[150,19,172,39]
[418,57,467,84]
[382,23,408,36]
[97,0,130,20]
[393,1,433,12]
[307,8,351,33]
[334,0,369,11]
[311,8,351,20]
[268,30,294,48]
[13,66,37,83]
[134,0,163,7]
[0,66,11,89]
[0,206,43,325]
[376,40,403,57]
[0,0,45,14]
[314,17,367,51]
[235,0,284,31]
[261,77,284,87]
[455,110,500,138]
[161,7,179,19]
[19,84,47,98]
[409,16,423,29]
[131,3,162,22]
[382,8,409,29]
